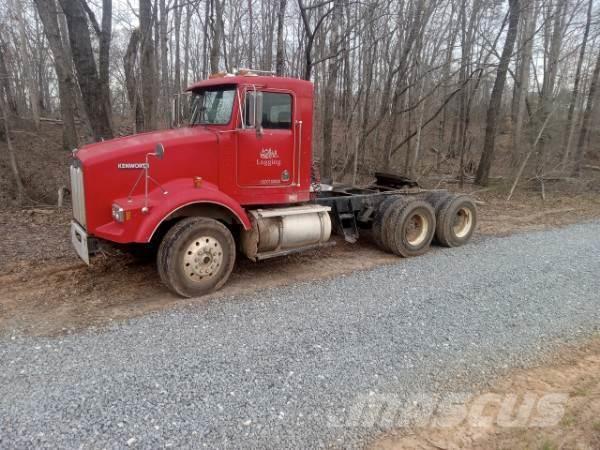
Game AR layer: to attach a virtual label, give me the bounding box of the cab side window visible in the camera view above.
[244,92,292,130]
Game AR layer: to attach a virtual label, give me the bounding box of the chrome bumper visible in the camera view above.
[71,221,90,265]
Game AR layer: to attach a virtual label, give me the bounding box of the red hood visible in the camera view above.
[75,126,222,234]
[76,126,218,165]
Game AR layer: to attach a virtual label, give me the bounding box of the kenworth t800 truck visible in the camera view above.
[70,72,476,297]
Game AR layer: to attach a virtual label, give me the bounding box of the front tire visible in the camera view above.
[157,217,236,297]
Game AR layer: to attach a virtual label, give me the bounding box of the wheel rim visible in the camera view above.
[453,207,473,238]
[405,212,429,246]
[183,236,223,282]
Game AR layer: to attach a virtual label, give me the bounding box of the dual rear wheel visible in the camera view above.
[372,192,476,257]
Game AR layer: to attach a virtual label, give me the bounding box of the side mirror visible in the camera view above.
[155,143,165,159]
[254,91,263,135]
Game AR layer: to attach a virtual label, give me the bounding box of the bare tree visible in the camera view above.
[573,44,600,177]
[59,0,113,140]
[209,0,224,73]
[80,0,113,125]
[562,0,592,167]
[7,0,600,206]
[33,0,78,150]
[139,0,158,130]
[159,0,170,124]
[0,38,17,114]
[0,94,26,204]
[298,0,334,80]
[12,0,41,129]
[320,0,342,179]
[511,0,536,166]
[535,0,567,177]
[275,0,288,75]
[124,28,144,132]
[476,0,521,186]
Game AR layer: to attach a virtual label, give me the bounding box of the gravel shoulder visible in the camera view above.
[1,222,599,448]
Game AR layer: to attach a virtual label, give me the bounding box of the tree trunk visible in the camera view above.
[159,0,169,125]
[298,0,315,81]
[210,0,223,73]
[0,39,17,114]
[475,0,520,186]
[139,0,157,131]
[536,0,566,176]
[182,2,191,88]
[0,95,26,204]
[34,0,79,151]
[511,0,536,166]
[13,0,41,129]
[173,0,181,94]
[321,0,341,180]
[562,0,592,167]
[124,29,144,132]
[275,0,287,76]
[99,0,113,131]
[202,0,210,77]
[573,45,600,177]
[59,0,113,140]
[247,0,254,68]
[409,78,426,177]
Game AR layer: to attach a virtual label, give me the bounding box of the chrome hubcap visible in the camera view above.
[183,236,223,281]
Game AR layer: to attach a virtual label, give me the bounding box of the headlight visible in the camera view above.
[112,203,125,222]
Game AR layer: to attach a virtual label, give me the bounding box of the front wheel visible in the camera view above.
[157,217,236,297]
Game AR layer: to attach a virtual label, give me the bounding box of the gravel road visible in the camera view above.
[1,222,599,449]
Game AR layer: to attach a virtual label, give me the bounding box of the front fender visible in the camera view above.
[93,178,251,244]
[136,178,251,242]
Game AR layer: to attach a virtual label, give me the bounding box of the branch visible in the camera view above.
[390,70,480,156]
[79,0,101,36]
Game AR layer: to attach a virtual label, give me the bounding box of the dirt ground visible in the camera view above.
[372,336,600,450]
[1,187,600,337]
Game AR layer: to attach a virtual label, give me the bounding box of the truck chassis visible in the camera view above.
[243,172,476,263]
[314,172,423,244]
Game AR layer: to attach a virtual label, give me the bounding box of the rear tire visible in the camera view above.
[384,200,436,257]
[380,197,410,251]
[435,194,477,247]
[372,195,399,251]
[425,191,451,210]
[157,217,236,298]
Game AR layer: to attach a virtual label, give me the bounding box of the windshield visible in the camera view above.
[189,87,235,125]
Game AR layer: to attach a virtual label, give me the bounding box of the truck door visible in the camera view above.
[236,90,296,187]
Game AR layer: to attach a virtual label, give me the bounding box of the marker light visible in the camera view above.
[112,203,126,222]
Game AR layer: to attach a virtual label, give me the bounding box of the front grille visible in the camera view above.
[70,163,86,228]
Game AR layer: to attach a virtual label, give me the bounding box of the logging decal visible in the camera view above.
[257,148,281,167]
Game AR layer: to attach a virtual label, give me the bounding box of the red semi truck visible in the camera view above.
[70,72,476,297]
